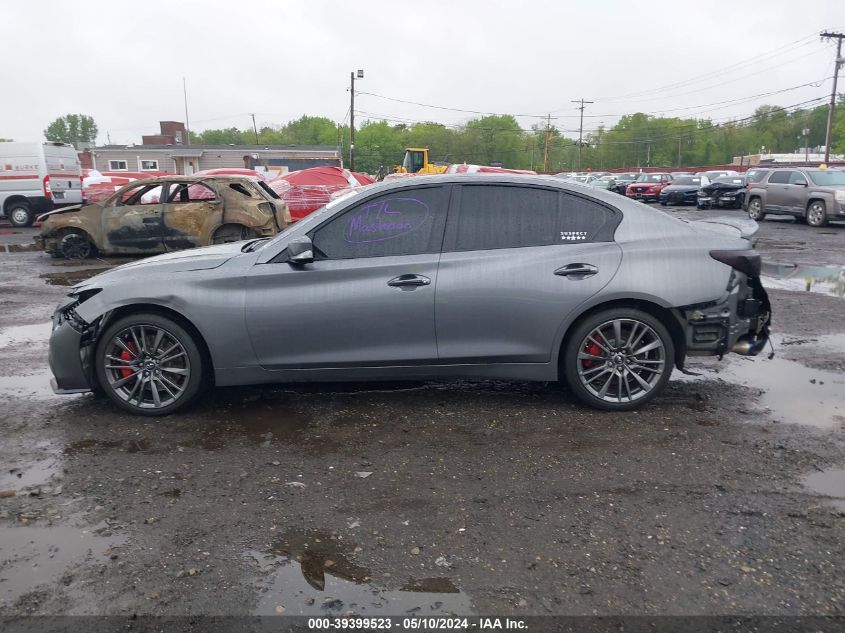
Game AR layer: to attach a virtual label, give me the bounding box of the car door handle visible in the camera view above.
[387,274,431,288]
[555,263,598,278]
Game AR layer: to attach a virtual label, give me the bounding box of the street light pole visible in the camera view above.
[349,69,363,171]
[821,31,844,164]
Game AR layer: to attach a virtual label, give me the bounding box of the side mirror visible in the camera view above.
[286,236,313,265]
[793,179,808,187]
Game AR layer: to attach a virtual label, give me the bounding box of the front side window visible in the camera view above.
[767,171,792,184]
[788,172,808,185]
[118,184,162,205]
[109,160,128,171]
[452,185,618,252]
[311,186,449,260]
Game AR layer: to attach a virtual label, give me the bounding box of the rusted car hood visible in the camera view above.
[37,204,88,221]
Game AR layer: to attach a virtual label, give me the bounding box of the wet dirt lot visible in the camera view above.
[0,211,843,621]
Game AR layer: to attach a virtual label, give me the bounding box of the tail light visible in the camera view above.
[43,175,52,199]
[710,250,761,277]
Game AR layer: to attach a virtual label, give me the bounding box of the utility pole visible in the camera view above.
[349,69,364,171]
[821,31,844,164]
[182,77,191,147]
[542,114,551,173]
[250,114,259,143]
[677,136,683,167]
[571,98,593,170]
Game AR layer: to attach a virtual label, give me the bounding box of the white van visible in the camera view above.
[0,142,83,227]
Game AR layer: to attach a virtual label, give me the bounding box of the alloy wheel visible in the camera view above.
[103,325,191,409]
[59,233,91,259]
[806,202,826,227]
[576,318,666,404]
[748,199,762,220]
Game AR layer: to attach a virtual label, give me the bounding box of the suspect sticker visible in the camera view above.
[560,231,587,241]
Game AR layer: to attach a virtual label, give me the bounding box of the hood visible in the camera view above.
[73,242,246,290]
[662,184,699,192]
[701,182,745,193]
[689,216,758,239]
[38,204,87,222]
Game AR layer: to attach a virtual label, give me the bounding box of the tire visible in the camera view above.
[562,308,674,411]
[57,228,95,259]
[806,200,828,227]
[659,201,667,206]
[94,312,206,416]
[747,197,765,221]
[212,224,254,244]
[6,201,34,227]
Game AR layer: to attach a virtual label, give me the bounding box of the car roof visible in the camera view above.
[122,175,255,185]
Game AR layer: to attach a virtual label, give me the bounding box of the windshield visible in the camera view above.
[713,177,745,185]
[807,170,845,186]
[672,177,700,186]
[636,174,666,183]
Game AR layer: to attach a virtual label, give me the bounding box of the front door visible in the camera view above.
[245,185,450,370]
[101,182,166,254]
[435,184,623,364]
[784,171,810,214]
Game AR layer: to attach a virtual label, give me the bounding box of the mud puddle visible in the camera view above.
[0,322,51,349]
[761,262,845,298]
[39,267,111,287]
[681,341,845,430]
[248,528,471,616]
[0,522,126,605]
[0,445,62,493]
[801,468,845,512]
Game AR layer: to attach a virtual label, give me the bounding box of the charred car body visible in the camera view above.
[36,175,290,259]
[46,174,771,417]
[697,176,747,210]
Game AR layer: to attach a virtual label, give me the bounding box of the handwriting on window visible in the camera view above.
[344,197,430,244]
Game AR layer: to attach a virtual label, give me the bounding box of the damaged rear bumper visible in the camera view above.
[673,253,771,361]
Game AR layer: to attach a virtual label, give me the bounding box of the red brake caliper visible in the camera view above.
[582,342,601,368]
[118,342,138,381]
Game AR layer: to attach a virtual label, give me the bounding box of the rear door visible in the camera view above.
[160,181,223,251]
[764,170,793,213]
[43,144,83,205]
[435,184,622,365]
[101,182,166,253]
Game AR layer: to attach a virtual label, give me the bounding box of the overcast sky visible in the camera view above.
[3,0,844,144]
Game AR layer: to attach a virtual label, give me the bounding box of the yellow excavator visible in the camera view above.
[393,148,448,174]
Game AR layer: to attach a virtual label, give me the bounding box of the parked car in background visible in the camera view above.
[626,173,673,202]
[608,172,639,195]
[47,174,771,416]
[36,175,290,259]
[697,176,747,209]
[659,175,709,206]
[697,169,739,181]
[741,168,771,210]
[589,175,617,190]
[0,142,83,226]
[746,168,845,227]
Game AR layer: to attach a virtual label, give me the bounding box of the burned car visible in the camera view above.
[697,176,747,210]
[35,175,290,259]
[47,174,771,416]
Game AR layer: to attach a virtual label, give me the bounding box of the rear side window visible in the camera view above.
[452,185,618,252]
[767,171,792,184]
[311,186,449,260]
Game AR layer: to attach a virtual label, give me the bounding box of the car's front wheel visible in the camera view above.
[562,308,674,411]
[95,312,206,416]
[806,200,828,227]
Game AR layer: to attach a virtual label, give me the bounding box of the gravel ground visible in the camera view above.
[0,210,843,622]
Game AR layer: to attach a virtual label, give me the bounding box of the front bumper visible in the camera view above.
[48,299,96,393]
[627,192,660,202]
[697,194,743,208]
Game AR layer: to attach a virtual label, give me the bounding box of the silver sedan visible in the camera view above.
[47,174,771,415]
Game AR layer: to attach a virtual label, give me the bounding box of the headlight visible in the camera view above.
[697,190,707,197]
[835,190,845,202]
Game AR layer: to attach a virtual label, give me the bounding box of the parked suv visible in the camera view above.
[746,168,845,227]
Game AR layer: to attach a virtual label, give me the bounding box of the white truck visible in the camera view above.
[0,142,83,227]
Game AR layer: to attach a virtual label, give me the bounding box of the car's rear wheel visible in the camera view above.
[563,308,674,411]
[806,201,828,227]
[95,313,205,416]
[212,224,254,244]
[747,197,765,221]
[7,201,34,227]
[57,228,95,259]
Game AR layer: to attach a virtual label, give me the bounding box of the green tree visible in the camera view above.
[44,114,98,147]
